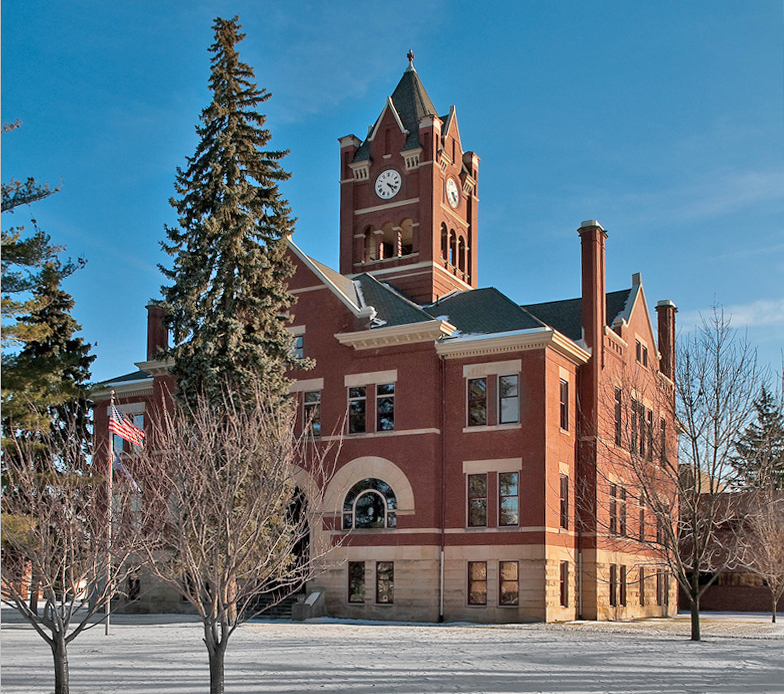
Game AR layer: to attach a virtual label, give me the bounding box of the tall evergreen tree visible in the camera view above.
[160,16,306,407]
[733,385,784,490]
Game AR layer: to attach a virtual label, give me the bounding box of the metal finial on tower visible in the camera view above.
[407,49,415,70]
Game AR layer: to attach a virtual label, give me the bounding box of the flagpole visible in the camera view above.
[106,390,114,637]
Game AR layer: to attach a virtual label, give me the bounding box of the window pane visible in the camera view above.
[377,383,395,431]
[468,561,487,605]
[499,472,519,527]
[348,562,365,603]
[499,561,519,606]
[376,561,394,604]
[354,491,386,528]
[468,378,487,426]
[468,473,487,498]
[499,375,519,424]
[348,387,366,434]
[469,499,487,527]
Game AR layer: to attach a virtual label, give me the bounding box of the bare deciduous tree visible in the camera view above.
[594,306,761,640]
[135,381,339,694]
[738,491,784,622]
[1,422,142,694]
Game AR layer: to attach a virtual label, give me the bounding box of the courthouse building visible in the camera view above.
[95,58,679,622]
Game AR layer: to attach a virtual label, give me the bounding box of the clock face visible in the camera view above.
[446,177,460,209]
[375,170,402,200]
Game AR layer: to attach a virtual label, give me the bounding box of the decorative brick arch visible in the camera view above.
[323,456,415,517]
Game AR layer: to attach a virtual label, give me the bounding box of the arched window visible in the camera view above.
[449,230,457,267]
[380,222,396,259]
[343,478,397,529]
[458,236,466,273]
[440,224,448,261]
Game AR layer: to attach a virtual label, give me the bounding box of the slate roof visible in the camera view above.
[354,67,439,162]
[522,289,633,342]
[353,274,434,327]
[423,287,546,336]
[98,369,153,388]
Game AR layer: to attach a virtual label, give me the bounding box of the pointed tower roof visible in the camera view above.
[354,56,439,161]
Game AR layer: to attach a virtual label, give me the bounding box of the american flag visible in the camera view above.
[109,404,145,447]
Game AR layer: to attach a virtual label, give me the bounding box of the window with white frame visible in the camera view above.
[498,375,519,424]
[467,473,487,527]
[498,472,519,526]
[343,478,397,530]
[303,391,321,437]
[376,562,394,604]
[293,334,304,359]
[348,386,366,434]
[467,378,487,426]
[499,561,519,606]
[376,383,394,431]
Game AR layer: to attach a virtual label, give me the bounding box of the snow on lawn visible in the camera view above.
[2,609,783,693]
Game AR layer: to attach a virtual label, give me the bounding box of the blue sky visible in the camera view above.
[3,0,783,382]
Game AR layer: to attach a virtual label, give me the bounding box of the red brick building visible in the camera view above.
[95,59,678,622]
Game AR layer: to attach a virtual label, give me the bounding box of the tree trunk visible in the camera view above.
[208,645,225,694]
[29,569,40,615]
[50,633,70,694]
[689,597,701,641]
[772,592,777,624]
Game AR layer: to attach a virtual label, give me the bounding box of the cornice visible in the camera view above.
[92,378,154,401]
[335,319,456,350]
[135,358,174,376]
[435,328,590,364]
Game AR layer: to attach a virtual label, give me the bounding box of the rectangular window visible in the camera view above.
[609,564,617,606]
[498,472,519,526]
[559,474,569,530]
[610,484,618,535]
[636,340,648,367]
[663,572,670,606]
[639,567,646,606]
[304,391,321,437]
[467,473,488,527]
[499,561,519,606]
[376,383,395,431]
[660,418,667,464]
[559,379,569,431]
[293,334,304,359]
[498,375,519,424]
[348,386,366,434]
[646,409,653,461]
[467,378,487,426]
[639,498,646,542]
[620,565,627,606]
[619,486,627,537]
[656,517,664,545]
[614,388,623,446]
[348,562,365,603]
[656,571,664,606]
[468,561,487,605]
[376,561,394,604]
[560,561,569,607]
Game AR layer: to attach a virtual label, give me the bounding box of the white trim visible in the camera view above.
[344,370,398,388]
[106,401,146,416]
[354,197,420,215]
[437,327,590,364]
[462,422,522,434]
[289,325,306,336]
[462,458,522,474]
[289,378,325,393]
[320,427,439,442]
[463,360,521,379]
[336,320,455,350]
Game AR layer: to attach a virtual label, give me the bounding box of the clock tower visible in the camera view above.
[338,53,479,305]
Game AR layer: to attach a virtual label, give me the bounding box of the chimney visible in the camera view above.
[146,304,169,361]
[578,220,607,358]
[656,300,677,380]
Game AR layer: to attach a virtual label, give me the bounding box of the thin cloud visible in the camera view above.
[679,298,784,330]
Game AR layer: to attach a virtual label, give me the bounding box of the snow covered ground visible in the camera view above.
[2,607,782,693]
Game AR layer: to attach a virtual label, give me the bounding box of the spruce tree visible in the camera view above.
[160,16,305,407]
[733,386,784,490]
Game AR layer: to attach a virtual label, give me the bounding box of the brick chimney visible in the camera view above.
[146,304,169,361]
[578,220,607,358]
[655,300,677,380]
